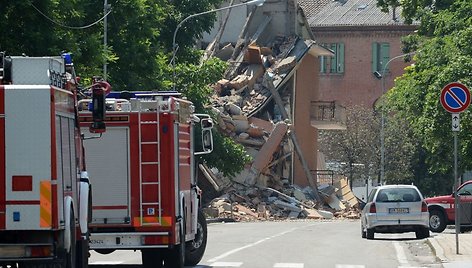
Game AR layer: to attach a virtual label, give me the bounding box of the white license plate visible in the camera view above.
[389,208,409,213]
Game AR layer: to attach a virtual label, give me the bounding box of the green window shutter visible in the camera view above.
[330,43,337,73]
[380,43,390,73]
[337,43,345,73]
[372,42,378,73]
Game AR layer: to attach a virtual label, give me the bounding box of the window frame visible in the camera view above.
[320,42,345,74]
[372,42,390,74]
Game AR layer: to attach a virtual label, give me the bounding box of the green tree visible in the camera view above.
[382,0,472,195]
[0,0,248,177]
[0,0,111,80]
[319,105,380,185]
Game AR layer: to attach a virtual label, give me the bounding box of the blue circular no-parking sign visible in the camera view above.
[440,82,471,113]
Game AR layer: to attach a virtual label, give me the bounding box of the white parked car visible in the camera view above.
[360,184,430,240]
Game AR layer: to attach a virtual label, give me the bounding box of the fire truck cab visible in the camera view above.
[78,91,213,268]
[0,53,106,268]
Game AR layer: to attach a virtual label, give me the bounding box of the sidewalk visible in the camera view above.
[428,228,472,268]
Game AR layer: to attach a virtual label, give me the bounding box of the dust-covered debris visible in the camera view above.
[199,1,354,222]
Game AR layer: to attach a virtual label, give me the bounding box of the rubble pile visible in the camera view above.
[200,8,358,222]
[202,177,360,222]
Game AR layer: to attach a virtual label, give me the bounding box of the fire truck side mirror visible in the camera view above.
[90,86,106,134]
[201,129,213,154]
[195,117,214,155]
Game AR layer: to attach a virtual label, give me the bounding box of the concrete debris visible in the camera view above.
[203,184,359,222]
[201,11,357,222]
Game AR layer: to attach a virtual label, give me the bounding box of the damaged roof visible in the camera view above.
[248,38,333,117]
[298,0,332,19]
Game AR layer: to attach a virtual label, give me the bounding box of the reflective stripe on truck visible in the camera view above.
[40,181,52,228]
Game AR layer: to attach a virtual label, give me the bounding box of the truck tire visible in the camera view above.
[429,209,447,233]
[141,249,163,268]
[164,219,185,268]
[184,209,207,266]
[76,239,89,268]
[66,210,77,268]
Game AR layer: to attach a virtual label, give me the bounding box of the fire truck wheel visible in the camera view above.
[184,209,207,266]
[164,220,185,268]
[141,249,163,268]
[65,210,77,268]
[76,238,89,268]
[429,209,447,233]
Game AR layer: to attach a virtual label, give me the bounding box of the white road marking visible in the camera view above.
[211,262,243,267]
[207,223,322,263]
[89,261,123,265]
[273,263,304,268]
[335,265,365,268]
[393,241,410,267]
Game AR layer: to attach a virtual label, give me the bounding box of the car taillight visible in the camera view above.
[422,201,428,212]
[369,203,376,213]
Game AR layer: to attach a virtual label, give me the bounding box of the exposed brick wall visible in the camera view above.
[293,54,319,187]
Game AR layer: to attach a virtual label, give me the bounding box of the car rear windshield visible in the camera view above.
[376,188,421,202]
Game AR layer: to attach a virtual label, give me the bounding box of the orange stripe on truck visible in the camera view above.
[133,216,172,227]
[40,181,52,228]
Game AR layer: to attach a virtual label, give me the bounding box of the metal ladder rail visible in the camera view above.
[138,99,162,226]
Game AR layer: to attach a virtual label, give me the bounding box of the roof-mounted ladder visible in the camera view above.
[138,98,162,226]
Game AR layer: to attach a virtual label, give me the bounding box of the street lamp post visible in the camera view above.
[379,51,416,184]
[170,0,265,91]
[103,0,111,80]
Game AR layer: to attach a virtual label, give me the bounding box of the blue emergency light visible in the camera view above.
[62,53,73,64]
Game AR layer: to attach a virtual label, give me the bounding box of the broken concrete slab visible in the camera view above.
[303,208,324,219]
[214,43,234,61]
[273,200,303,213]
[248,117,275,132]
[327,193,346,211]
[317,209,334,219]
[244,64,265,89]
[335,177,359,208]
[251,121,288,172]
[274,56,296,74]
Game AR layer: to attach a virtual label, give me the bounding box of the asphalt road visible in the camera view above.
[89,219,442,268]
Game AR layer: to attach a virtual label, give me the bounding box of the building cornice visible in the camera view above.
[311,24,418,33]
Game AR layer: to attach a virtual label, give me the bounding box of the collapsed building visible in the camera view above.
[198,0,356,221]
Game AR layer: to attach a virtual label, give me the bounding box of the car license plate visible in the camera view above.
[389,208,409,213]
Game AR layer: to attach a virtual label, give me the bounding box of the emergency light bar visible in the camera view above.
[105,91,181,99]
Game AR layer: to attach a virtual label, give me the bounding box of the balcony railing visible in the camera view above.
[310,101,346,130]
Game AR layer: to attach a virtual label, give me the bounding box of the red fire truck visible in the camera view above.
[0,53,107,268]
[426,180,472,233]
[78,91,213,268]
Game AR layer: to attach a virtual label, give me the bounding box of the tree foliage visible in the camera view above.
[0,0,250,177]
[382,0,472,195]
[319,106,380,185]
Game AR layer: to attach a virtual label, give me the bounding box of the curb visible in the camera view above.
[206,218,237,224]
[427,236,448,263]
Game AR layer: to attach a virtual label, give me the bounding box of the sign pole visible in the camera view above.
[440,82,471,255]
[454,130,459,254]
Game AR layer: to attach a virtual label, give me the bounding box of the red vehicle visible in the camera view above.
[0,53,106,268]
[425,180,472,233]
[78,91,213,268]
